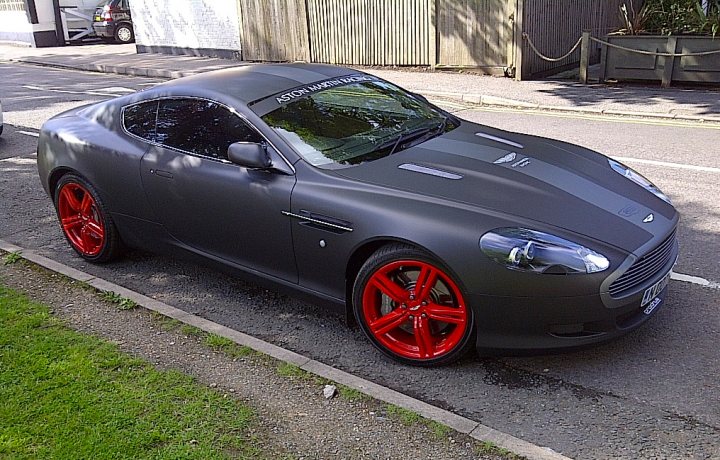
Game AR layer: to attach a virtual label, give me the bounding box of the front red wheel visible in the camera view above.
[55,174,120,262]
[353,245,474,366]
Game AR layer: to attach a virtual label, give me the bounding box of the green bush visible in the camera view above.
[619,0,720,36]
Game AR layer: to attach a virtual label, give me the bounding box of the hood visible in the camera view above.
[334,122,677,253]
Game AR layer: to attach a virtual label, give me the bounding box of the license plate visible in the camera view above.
[94,15,101,21]
[641,271,671,307]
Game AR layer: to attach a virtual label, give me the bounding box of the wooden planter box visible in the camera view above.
[600,35,720,87]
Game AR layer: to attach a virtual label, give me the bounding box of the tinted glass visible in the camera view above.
[123,100,158,142]
[260,80,454,168]
[157,99,260,160]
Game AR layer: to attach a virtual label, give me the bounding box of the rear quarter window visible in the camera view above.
[123,101,158,142]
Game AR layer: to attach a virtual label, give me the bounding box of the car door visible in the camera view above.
[139,97,298,283]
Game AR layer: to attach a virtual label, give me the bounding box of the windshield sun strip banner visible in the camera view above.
[250,74,379,116]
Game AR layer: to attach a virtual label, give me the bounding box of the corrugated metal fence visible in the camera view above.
[307,0,432,66]
[236,0,640,79]
[238,0,310,62]
[436,0,511,69]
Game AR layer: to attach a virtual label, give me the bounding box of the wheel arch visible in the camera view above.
[344,236,451,324]
[48,166,81,203]
[115,21,133,31]
[114,21,134,37]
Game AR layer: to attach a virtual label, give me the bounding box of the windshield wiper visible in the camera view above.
[387,126,437,156]
[388,117,450,155]
[435,115,449,135]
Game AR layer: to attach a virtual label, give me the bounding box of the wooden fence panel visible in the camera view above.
[521,0,643,78]
[436,0,509,69]
[238,0,310,61]
[307,0,431,66]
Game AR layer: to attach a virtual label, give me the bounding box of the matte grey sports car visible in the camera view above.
[37,64,678,366]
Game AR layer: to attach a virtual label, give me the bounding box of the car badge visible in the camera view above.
[619,205,639,217]
[643,213,654,223]
[511,158,531,168]
[493,152,517,164]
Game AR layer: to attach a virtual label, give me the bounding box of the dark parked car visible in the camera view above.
[37,64,678,366]
[93,0,133,44]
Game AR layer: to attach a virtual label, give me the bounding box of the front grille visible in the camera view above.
[609,228,676,297]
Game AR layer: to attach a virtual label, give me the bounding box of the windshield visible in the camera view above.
[259,80,456,168]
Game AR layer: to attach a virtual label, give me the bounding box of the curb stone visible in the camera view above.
[0,239,571,460]
[8,57,720,125]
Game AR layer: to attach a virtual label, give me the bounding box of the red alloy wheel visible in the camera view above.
[57,182,106,257]
[361,260,469,361]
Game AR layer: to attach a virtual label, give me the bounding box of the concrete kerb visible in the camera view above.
[407,88,720,124]
[9,56,720,124]
[0,239,571,460]
[0,240,23,254]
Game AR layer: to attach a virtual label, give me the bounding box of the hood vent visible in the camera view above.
[475,132,524,149]
[398,163,463,180]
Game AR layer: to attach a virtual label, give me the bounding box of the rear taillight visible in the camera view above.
[101,5,113,21]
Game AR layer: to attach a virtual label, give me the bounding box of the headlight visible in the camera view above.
[608,159,671,204]
[480,228,610,274]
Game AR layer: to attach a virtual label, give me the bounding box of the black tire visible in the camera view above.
[54,173,122,263]
[114,23,134,43]
[352,243,475,366]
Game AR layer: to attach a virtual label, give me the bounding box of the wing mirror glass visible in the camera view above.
[227,142,272,169]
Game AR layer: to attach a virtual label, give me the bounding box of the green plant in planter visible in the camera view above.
[693,0,720,36]
[617,0,720,36]
[618,2,656,35]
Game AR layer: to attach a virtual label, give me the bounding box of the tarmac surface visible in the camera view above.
[2,42,720,122]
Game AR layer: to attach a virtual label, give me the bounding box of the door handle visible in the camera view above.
[150,169,174,179]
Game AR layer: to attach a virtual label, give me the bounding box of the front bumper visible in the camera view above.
[472,239,678,354]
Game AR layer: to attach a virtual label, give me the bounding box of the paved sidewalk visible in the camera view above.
[2,42,720,121]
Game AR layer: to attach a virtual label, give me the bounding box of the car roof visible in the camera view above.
[156,63,357,105]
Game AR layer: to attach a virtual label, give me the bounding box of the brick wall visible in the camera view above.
[132,0,241,54]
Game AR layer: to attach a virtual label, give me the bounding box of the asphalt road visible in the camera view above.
[1,63,718,459]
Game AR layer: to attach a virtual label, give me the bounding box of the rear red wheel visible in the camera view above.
[354,245,474,366]
[55,174,120,262]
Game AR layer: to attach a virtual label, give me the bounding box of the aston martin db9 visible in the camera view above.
[37,64,678,365]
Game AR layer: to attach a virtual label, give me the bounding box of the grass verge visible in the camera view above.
[0,284,261,459]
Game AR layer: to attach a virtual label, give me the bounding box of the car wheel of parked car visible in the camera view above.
[353,244,475,366]
[114,23,134,43]
[54,174,121,262]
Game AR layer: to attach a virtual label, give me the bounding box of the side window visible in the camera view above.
[123,100,158,142]
[156,99,261,160]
